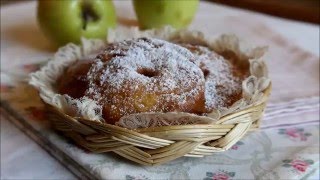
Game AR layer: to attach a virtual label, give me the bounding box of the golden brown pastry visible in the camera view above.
[58,38,245,124]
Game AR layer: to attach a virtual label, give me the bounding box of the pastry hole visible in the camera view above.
[137,68,159,78]
[202,69,210,79]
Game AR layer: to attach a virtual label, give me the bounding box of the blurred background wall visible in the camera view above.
[210,0,319,24]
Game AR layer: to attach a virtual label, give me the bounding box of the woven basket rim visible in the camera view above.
[45,83,271,165]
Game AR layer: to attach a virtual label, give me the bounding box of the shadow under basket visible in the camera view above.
[46,85,271,166]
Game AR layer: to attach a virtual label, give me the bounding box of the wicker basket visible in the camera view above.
[46,84,271,166]
[30,27,272,165]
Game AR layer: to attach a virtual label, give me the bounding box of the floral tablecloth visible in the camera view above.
[1,81,319,179]
[1,1,319,179]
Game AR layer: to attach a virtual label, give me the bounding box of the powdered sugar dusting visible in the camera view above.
[58,38,246,123]
[182,44,244,111]
[85,38,206,122]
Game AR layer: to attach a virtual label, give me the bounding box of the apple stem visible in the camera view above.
[81,1,99,30]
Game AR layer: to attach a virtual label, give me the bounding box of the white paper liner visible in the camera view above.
[29,26,270,129]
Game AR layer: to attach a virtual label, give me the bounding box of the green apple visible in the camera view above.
[37,0,116,47]
[133,0,199,29]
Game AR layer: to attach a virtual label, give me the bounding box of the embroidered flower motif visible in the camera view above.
[282,158,314,173]
[126,175,150,180]
[231,141,244,150]
[291,159,309,172]
[204,170,235,180]
[25,106,46,121]
[278,128,311,141]
[213,173,229,180]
